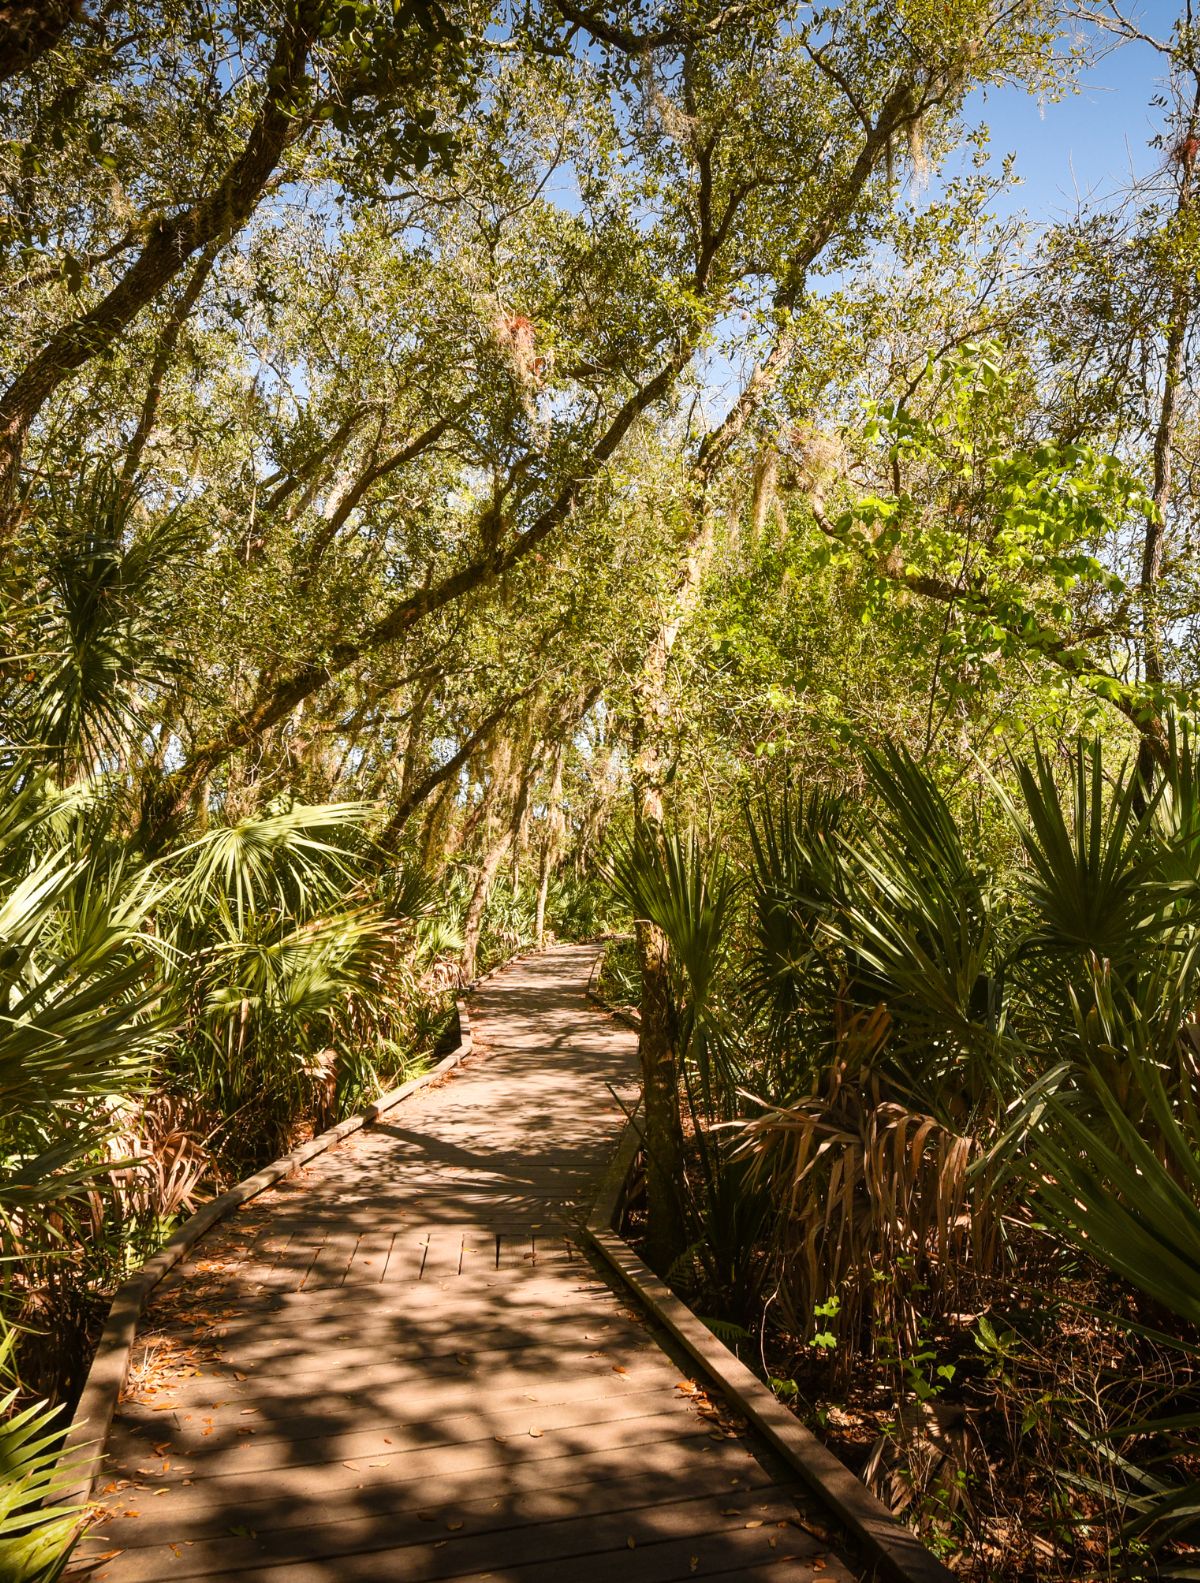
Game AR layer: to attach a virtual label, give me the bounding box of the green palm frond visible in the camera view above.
[1004,738,1165,970]
[742,785,848,1055]
[0,1382,83,1583]
[1022,984,1200,1566]
[863,740,980,905]
[376,860,439,922]
[743,751,1006,1116]
[1028,983,1200,1328]
[605,828,738,1014]
[846,746,1002,1086]
[16,468,194,773]
[0,776,165,1238]
[604,825,741,1112]
[165,798,375,937]
[202,907,396,1026]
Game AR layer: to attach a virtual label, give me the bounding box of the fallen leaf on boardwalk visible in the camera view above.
[455,1354,470,1365]
[675,1381,696,1394]
[446,1521,463,1531]
[342,1461,360,1471]
[122,1511,140,1519]
[493,1434,507,1443]
[417,1511,436,1522]
[611,1365,627,1375]
[745,1520,763,1528]
[813,1561,826,1572]
[690,1560,699,1574]
[798,1519,833,1540]
[626,1537,636,1549]
[528,1428,543,1437]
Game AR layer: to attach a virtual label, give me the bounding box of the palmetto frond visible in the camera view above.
[0,1359,82,1582]
[1003,738,1165,971]
[165,798,375,939]
[743,747,1007,1118]
[0,778,165,1232]
[605,827,738,1018]
[604,825,741,1112]
[14,468,194,774]
[1022,980,1200,1567]
[201,908,398,1026]
[742,784,847,1058]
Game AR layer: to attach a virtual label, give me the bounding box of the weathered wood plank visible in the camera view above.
[90,1443,777,1552]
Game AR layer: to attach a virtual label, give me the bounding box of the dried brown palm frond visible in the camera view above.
[98,1093,212,1232]
[736,1001,999,1368]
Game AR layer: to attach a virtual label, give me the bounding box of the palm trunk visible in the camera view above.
[629,513,715,1273]
[635,914,687,1273]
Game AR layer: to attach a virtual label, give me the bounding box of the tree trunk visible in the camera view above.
[0,0,75,82]
[461,829,511,983]
[379,693,524,851]
[1137,109,1197,789]
[119,241,220,494]
[462,760,533,981]
[535,744,566,945]
[635,913,687,1274]
[420,777,457,872]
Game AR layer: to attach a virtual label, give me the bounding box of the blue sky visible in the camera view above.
[964,11,1174,222]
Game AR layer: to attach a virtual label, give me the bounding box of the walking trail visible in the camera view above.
[81,944,860,1582]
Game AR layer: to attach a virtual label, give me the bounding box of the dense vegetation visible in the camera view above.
[1,0,1199,1576]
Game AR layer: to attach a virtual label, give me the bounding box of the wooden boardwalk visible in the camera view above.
[83,945,860,1583]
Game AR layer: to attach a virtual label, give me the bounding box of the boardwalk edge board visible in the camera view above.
[59,953,522,1514]
[582,973,955,1583]
[584,931,642,1030]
